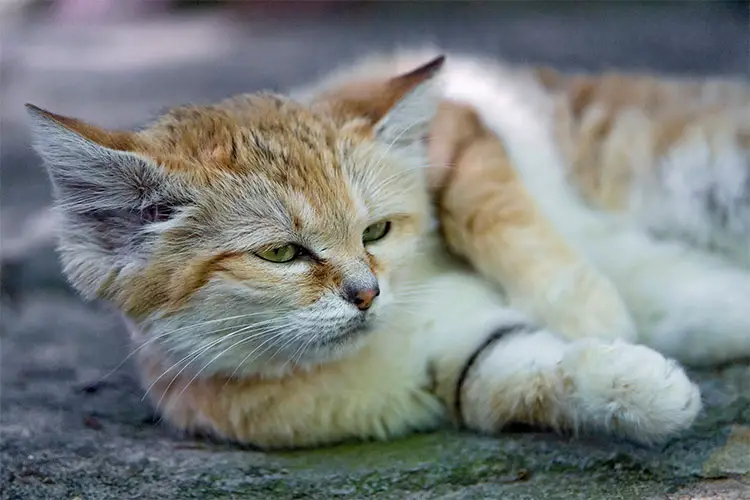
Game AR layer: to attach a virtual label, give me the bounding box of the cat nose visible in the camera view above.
[343,283,380,311]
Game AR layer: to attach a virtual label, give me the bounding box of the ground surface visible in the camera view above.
[2,2,749,499]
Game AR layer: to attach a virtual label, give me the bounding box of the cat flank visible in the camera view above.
[27,48,750,450]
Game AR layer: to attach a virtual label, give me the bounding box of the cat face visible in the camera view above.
[27,56,445,377]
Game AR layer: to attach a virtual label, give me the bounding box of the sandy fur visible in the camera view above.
[132,242,700,448]
[27,47,746,450]
[314,48,750,366]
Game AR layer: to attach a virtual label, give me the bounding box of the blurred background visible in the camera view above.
[1,1,748,295]
[1,2,749,498]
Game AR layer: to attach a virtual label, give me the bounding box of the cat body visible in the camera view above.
[27,48,748,450]
[306,49,750,366]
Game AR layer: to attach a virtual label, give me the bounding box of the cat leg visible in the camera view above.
[587,231,750,366]
[420,272,701,444]
[447,328,702,444]
[430,101,636,342]
[434,76,750,365]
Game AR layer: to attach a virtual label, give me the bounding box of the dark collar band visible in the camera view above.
[454,323,532,429]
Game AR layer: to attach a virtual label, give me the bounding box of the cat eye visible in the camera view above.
[362,221,391,244]
[256,244,300,263]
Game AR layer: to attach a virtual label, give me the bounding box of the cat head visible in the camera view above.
[26,55,445,377]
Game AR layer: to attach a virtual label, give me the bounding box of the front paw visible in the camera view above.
[533,265,637,342]
[560,340,702,444]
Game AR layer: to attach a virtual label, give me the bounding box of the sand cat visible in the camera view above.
[26,48,748,450]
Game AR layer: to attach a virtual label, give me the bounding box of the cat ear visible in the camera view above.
[373,56,445,147]
[25,104,182,298]
[25,104,171,216]
[321,55,445,148]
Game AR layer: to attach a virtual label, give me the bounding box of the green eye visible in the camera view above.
[257,244,299,263]
[362,221,391,244]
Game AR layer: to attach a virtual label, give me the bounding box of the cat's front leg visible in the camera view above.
[437,324,702,444]
[430,101,636,342]
[554,339,702,442]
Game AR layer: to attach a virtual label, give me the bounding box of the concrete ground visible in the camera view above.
[1,2,749,499]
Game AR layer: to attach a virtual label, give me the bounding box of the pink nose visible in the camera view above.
[344,285,380,310]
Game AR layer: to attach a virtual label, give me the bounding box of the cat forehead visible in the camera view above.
[139,94,356,181]
[139,94,383,218]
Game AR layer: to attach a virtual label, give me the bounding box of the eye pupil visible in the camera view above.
[362,221,391,244]
[257,244,299,263]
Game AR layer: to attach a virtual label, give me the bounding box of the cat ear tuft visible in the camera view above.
[318,55,446,149]
[26,104,182,298]
[25,104,165,215]
[373,55,445,147]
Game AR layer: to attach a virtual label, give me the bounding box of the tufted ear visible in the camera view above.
[26,104,170,216]
[25,104,185,298]
[319,55,445,149]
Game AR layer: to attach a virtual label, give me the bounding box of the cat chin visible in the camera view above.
[260,312,392,376]
[258,302,392,375]
[280,321,380,369]
[316,323,372,347]
[264,342,371,379]
[213,334,373,380]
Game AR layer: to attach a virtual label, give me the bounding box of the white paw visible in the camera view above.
[559,340,702,444]
[534,266,637,343]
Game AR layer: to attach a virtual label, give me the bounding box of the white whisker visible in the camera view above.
[220,323,297,383]
[143,316,288,404]
[100,309,284,383]
[166,324,293,412]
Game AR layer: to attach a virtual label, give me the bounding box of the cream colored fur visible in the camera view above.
[303,48,750,367]
[131,237,702,447]
[30,47,750,450]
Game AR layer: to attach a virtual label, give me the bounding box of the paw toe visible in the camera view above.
[561,341,702,443]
